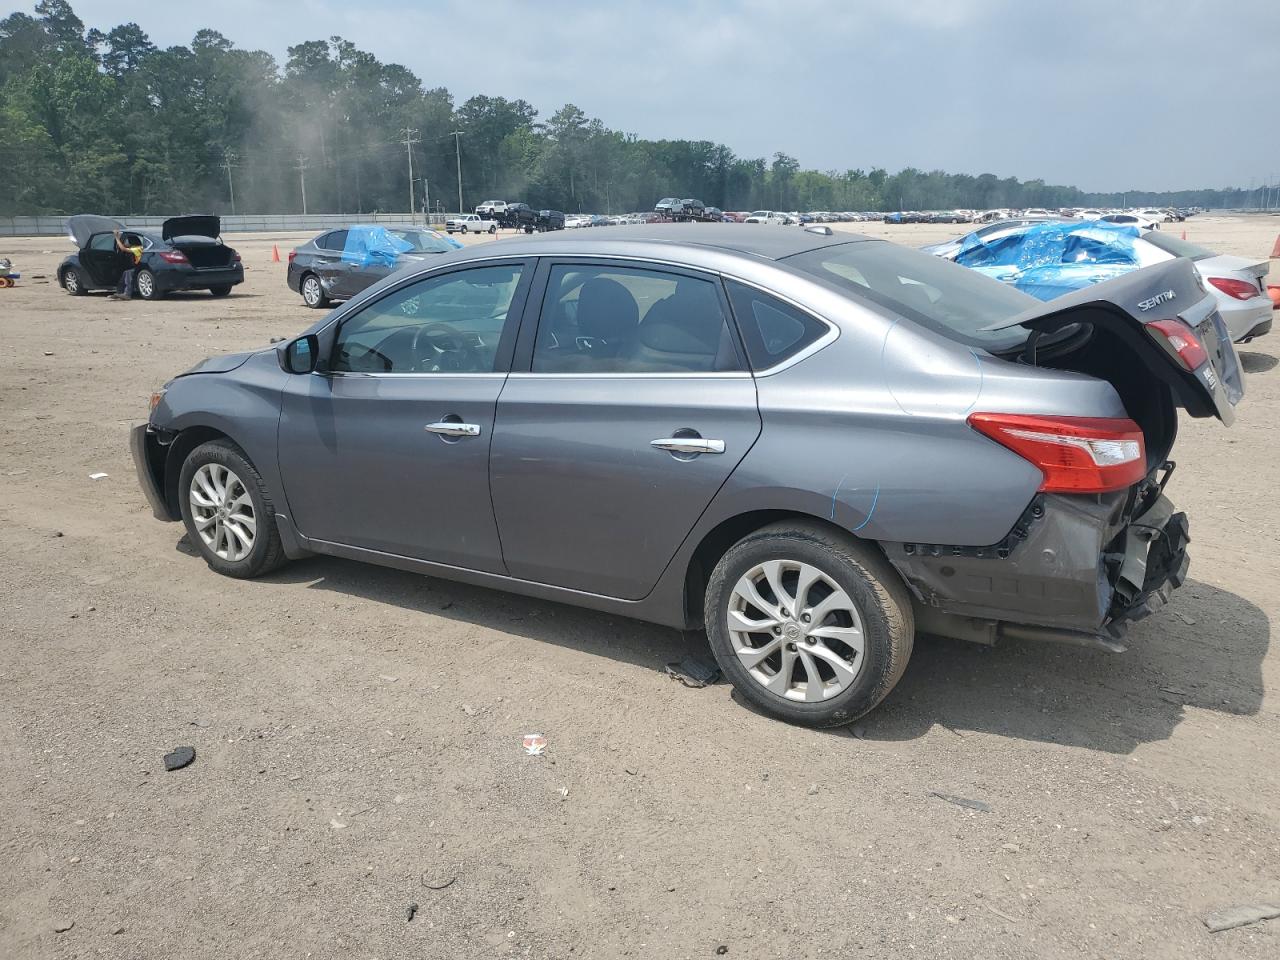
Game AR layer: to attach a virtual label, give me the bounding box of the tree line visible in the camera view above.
[0,2,1260,218]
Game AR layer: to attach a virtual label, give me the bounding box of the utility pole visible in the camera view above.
[221,149,238,216]
[295,155,310,215]
[451,130,464,214]
[400,127,421,219]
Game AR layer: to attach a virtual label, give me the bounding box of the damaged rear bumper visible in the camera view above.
[884,480,1190,650]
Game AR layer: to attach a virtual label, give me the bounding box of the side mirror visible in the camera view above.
[278,334,319,374]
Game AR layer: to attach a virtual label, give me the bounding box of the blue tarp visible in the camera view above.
[952,221,1142,301]
[340,225,460,265]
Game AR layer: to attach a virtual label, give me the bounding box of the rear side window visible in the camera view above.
[725,281,829,370]
[317,230,347,251]
[533,264,741,374]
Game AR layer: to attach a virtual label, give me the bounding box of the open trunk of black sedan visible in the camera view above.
[170,238,237,269]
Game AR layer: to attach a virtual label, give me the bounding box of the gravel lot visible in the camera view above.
[1,216,1278,959]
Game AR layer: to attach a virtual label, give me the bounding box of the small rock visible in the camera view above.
[163,746,196,771]
[43,351,54,356]
[1202,904,1280,933]
[625,767,638,776]
[461,703,477,717]
[110,926,124,935]
[330,819,346,830]
[53,531,63,538]
[806,784,820,796]
[716,946,729,955]
[406,902,419,922]
[68,857,81,864]
[379,674,398,682]
[53,918,74,933]
[1001,843,1020,853]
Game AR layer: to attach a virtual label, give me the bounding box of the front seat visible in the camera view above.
[549,277,640,371]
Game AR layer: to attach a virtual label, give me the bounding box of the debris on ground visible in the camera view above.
[716,946,729,955]
[110,926,124,935]
[559,785,570,800]
[806,783,820,796]
[53,918,74,933]
[421,872,456,890]
[406,902,419,922]
[461,703,478,716]
[929,791,992,813]
[664,656,720,688]
[522,733,547,756]
[1001,843,1021,853]
[88,472,109,481]
[1201,904,1280,933]
[163,746,196,771]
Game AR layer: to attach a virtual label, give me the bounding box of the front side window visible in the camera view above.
[532,264,741,373]
[331,264,523,374]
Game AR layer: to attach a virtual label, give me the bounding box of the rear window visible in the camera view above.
[785,241,1038,351]
[1140,231,1215,261]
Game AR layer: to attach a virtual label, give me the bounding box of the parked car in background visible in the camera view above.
[590,215,611,227]
[446,214,498,234]
[133,224,1241,727]
[679,199,706,217]
[564,214,592,229]
[475,200,508,216]
[536,210,566,231]
[745,210,790,225]
[287,224,462,308]
[920,216,1066,259]
[59,214,244,299]
[1100,212,1160,231]
[939,220,1271,342]
[655,197,682,214]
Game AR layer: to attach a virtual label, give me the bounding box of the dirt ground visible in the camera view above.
[1,216,1278,960]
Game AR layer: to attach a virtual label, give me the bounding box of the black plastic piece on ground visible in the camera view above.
[164,746,196,771]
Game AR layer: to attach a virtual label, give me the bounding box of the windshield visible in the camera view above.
[1140,231,1215,261]
[785,241,1040,352]
[387,229,457,253]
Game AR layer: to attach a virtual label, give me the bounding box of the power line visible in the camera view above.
[400,127,421,219]
[451,130,464,215]
[221,148,238,215]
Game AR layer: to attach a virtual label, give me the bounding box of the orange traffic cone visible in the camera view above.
[1180,229,1187,240]
[271,244,281,263]
[1271,234,1280,258]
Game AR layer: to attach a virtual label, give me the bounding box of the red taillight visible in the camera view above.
[234,252,242,263]
[968,413,1146,493]
[1206,276,1260,301]
[287,250,296,264]
[159,250,188,264]
[1147,318,1208,370]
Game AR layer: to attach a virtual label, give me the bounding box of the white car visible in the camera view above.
[1138,209,1170,223]
[1074,209,1106,220]
[1021,208,1052,217]
[564,215,592,229]
[1099,212,1160,231]
[475,201,507,216]
[745,210,790,225]
[446,214,498,234]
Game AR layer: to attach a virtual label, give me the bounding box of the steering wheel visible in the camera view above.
[409,321,479,372]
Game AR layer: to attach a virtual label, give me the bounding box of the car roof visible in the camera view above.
[462,223,873,262]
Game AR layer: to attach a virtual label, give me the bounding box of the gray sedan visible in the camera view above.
[132,225,1243,727]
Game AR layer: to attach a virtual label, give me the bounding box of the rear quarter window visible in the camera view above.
[726,280,829,370]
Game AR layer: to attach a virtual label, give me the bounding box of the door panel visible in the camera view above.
[490,376,761,598]
[276,261,530,570]
[81,232,125,285]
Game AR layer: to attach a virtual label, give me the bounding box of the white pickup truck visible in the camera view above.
[446,214,498,235]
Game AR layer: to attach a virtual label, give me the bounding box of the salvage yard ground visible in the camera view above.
[1,216,1278,959]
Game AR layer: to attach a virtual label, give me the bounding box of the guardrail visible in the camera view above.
[0,213,455,237]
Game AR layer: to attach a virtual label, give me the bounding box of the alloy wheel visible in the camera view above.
[727,559,866,702]
[303,276,321,306]
[64,270,79,293]
[137,271,154,298]
[189,463,256,562]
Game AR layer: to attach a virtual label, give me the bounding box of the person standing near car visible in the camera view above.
[108,229,143,300]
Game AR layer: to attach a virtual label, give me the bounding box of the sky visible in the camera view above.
[51,0,1280,193]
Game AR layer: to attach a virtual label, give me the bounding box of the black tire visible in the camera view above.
[135,268,163,300]
[488,225,496,234]
[703,520,914,728]
[209,285,233,297]
[300,273,329,309]
[178,439,287,579]
[63,267,87,295]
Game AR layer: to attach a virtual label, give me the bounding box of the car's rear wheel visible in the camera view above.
[209,285,232,297]
[179,440,286,579]
[63,267,86,295]
[704,521,914,728]
[135,268,162,300]
[488,225,496,234]
[301,273,329,309]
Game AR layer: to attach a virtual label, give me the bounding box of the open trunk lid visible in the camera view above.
[162,215,220,241]
[986,258,1244,425]
[67,214,124,248]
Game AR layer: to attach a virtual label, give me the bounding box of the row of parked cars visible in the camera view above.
[889,206,1200,227]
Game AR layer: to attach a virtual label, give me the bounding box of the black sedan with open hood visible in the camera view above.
[58,214,244,299]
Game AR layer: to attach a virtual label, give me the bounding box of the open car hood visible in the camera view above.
[67,214,124,248]
[986,258,1244,425]
[162,215,220,241]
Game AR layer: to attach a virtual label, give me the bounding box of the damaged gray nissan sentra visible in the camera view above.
[131,224,1244,727]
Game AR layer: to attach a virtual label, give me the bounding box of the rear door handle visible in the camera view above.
[651,437,725,454]
[425,421,481,438]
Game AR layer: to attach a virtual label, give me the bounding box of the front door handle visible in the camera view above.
[425,421,481,438]
[650,437,725,455]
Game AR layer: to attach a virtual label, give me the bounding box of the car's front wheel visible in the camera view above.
[301,273,329,309]
[63,267,86,295]
[179,440,287,579]
[135,268,162,300]
[704,521,914,728]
